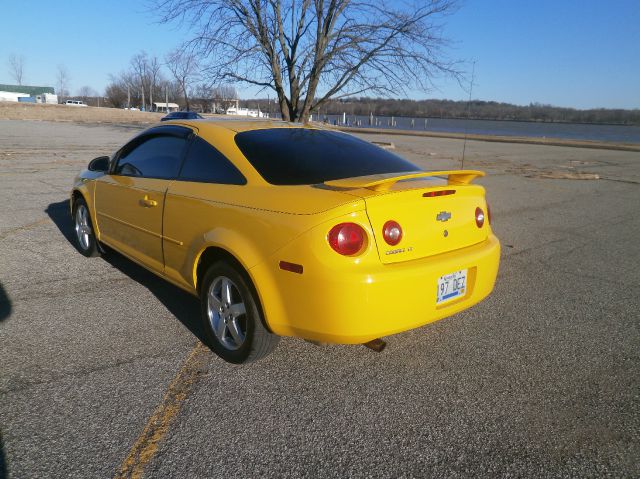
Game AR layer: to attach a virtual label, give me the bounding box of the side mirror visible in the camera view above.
[88,156,110,172]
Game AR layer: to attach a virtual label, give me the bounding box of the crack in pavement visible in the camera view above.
[0,218,49,240]
[0,345,200,396]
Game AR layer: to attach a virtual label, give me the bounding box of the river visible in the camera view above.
[308,114,640,144]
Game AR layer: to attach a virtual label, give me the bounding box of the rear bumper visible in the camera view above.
[250,234,501,344]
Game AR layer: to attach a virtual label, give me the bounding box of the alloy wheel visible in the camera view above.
[75,204,92,251]
[207,276,248,350]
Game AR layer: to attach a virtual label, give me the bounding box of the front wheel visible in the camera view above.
[200,261,279,364]
[73,197,100,257]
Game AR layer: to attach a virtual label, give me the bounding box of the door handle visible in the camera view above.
[139,195,158,207]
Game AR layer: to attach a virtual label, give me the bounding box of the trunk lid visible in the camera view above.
[325,171,490,264]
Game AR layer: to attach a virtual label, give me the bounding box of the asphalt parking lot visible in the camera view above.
[1,119,638,478]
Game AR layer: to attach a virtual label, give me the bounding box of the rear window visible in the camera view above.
[178,137,246,185]
[234,128,420,185]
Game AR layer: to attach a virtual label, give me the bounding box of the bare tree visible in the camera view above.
[194,83,211,98]
[212,84,238,112]
[165,48,200,111]
[77,86,97,104]
[8,54,26,85]
[56,64,70,101]
[192,83,212,112]
[131,52,149,111]
[108,71,138,109]
[148,56,162,111]
[122,71,138,109]
[105,80,129,108]
[155,0,460,122]
[166,79,184,104]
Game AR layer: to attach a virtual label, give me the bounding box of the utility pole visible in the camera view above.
[127,85,130,110]
[461,60,476,169]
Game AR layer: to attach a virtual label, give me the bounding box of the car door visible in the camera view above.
[94,127,190,273]
[163,135,247,290]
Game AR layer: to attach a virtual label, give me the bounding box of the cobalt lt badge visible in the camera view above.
[436,211,452,222]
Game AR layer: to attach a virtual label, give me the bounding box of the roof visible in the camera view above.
[0,84,54,95]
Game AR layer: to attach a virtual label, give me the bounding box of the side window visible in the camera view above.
[178,136,246,185]
[115,135,186,179]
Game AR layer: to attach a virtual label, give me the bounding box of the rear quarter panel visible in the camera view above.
[162,181,365,294]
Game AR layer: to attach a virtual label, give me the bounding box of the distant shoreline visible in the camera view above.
[2,102,638,152]
[403,116,639,127]
[304,97,640,127]
[337,125,640,153]
[316,113,640,127]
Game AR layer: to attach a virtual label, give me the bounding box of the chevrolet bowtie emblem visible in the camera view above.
[436,211,452,222]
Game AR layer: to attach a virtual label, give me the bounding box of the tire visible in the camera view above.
[200,261,279,364]
[73,197,100,257]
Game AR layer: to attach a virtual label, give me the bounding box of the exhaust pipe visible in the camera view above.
[363,338,386,353]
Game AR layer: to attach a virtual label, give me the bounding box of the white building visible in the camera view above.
[37,93,58,104]
[226,106,267,118]
[153,102,180,113]
[0,91,30,102]
[0,84,56,103]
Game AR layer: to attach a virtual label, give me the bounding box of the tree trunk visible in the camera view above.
[278,94,290,121]
[300,103,313,124]
[183,83,190,111]
[289,105,299,123]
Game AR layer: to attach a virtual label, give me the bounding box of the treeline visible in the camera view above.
[244,97,640,125]
[102,50,238,112]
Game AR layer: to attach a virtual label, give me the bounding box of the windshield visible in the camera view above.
[234,128,420,185]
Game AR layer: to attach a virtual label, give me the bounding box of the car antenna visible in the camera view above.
[461,60,476,169]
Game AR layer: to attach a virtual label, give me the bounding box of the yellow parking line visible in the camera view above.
[114,342,209,479]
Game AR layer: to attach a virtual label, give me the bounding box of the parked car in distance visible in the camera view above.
[161,111,204,121]
[70,120,500,363]
[63,100,88,107]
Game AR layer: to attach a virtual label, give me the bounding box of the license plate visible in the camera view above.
[437,269,467,304]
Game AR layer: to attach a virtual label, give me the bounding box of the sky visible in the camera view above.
[1,0,638,109]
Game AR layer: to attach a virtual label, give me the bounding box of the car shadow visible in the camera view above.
[45,200,206,343]
[45,200,78,249]
[0,430,7,479]
[0,283,11,323]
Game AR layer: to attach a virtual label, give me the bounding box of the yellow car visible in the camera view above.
[71,120,500,363]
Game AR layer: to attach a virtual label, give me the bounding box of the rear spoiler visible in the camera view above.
[324,170,485,192]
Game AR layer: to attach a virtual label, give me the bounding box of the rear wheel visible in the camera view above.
[73,197,100,257]
[200,261,279,363]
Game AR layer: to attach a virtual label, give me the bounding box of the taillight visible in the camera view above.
[382,220,403,245]
[475,207,485,228]
[328,223,366,255]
